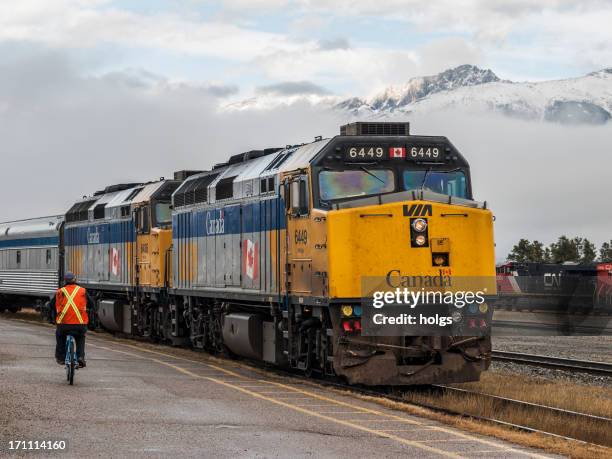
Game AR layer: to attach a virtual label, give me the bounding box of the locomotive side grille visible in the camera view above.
[340,122,410,136]
[93,204,106,220]
[173,174,219,208]
[173,180,194,208]
[215,176,237,200]
[174,193,185,208]
[182,180,199,206]
[66,200,95,223]
[194,186,207,203]
[193,174,218,204]
[154,181,181,201]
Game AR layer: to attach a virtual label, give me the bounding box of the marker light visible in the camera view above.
[353,320,362,332]
[342,320,353,332]
[412,218,428,232]
[353,305,362,317]
[433,255,446,266]
[341,305,353,317]
[415,235,427,246]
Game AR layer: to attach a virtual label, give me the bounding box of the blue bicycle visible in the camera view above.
[65,335,78,385]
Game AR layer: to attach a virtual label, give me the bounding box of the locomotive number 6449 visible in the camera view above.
[346,146,385,160]
[408,146,442,160]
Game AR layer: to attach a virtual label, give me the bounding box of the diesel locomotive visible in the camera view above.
[0,122,497,385]
[496,261,612,313]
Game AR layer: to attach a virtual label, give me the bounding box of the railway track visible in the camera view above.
[303,379,612,447]
[492,319,612,335]
[491,350,612,376]
[292,375,612,447]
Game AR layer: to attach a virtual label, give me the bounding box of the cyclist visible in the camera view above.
[49,272,94,368]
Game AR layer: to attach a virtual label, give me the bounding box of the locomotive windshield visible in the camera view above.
[154,203,172,226]
[319,169,395,201]
[403,170,467,198]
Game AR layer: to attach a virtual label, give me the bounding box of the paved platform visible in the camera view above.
[0,317,558,458]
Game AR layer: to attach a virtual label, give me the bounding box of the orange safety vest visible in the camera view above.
[55,284,88,325]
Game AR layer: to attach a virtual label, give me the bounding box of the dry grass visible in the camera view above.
[402,384,611,447]
[353,394,612,459]
[461,371,612,418]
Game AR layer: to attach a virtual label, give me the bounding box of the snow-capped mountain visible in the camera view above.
[226,65,612,125]
[362,65,503,112]
[344,65,612,124]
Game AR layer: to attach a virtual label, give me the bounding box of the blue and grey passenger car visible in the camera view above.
[0,216,63,311]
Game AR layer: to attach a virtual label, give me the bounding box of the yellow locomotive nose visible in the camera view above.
[326,200,496,300]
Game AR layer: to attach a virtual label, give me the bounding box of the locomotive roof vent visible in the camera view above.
[102,183,142,194]
[340,122,410,136]
[228,148,283,165]
[93,183,142,196]
[174,170,204,181]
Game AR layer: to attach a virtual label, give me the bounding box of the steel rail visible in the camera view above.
[296,379,612,446]
[491,350,612,376]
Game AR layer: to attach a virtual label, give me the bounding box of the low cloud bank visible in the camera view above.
[0,51,609,261]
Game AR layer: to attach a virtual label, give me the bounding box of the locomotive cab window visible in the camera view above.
[136,206,150,233]
[153,202,172,227]
[290,176,309,216]
[403,169,467,199]
[318,168,395,202]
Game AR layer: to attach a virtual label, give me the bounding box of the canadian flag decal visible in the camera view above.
[111,247,120,276]
[243,239,259,280]
[389,147,406,158]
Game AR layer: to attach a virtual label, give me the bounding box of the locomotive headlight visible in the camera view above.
[341,305,353,317]
[412,218,428,232]
[415,235,427,246]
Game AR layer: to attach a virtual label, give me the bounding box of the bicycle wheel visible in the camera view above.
[65,339,71,382]
[66,338,75,385]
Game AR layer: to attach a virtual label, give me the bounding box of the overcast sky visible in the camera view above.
[2,1,612,95]
[0,1,611,259]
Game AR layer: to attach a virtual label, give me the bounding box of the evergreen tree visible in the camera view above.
[530,240,546,262]
[600,241,612,262]
[507,239,532,262]
[549,236,580,263]
[580,238,596,263]
[508,236,600,264]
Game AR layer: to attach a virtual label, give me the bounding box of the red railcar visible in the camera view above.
[595,263,612,310]
[495,261,602,312]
